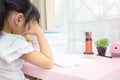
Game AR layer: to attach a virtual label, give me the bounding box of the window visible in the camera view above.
[55,0,120,52]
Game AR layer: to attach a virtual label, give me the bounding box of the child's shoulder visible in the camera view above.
[1,31,25,40]
[0,32,34,64]
[0,32,27,48]
[0,31,32,52]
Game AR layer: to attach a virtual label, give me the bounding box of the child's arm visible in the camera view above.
[21,20,54,69]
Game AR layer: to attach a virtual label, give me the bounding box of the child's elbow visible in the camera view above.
[42,59,54,69]
[45,61,54,69]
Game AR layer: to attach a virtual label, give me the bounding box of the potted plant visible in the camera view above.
[95,38,109,56]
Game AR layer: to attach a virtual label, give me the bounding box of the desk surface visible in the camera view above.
[22,53,120,80]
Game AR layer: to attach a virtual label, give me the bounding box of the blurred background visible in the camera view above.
[31,0,120,53]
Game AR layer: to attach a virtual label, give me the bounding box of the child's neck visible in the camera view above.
[3,25,12,34]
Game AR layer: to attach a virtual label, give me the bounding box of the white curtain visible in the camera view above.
[30,0,55,30]
[55,0,120,52]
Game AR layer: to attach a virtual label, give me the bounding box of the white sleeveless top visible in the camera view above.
[0,32,34,80]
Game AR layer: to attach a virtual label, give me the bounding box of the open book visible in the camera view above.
[54,53,98,67]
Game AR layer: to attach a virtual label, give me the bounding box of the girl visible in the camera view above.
[0,0,54,80]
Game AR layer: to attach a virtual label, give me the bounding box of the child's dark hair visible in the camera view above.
[0,0,40,33]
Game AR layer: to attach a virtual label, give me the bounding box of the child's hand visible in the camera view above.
[24,19,41,35]
[24,34,33,42]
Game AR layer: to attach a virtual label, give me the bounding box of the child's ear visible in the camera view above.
[14,13,25,26]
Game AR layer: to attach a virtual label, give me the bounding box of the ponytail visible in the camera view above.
[0,0,40,35]
[0,0,6,33]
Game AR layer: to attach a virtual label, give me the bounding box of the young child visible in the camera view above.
[0,0,53,80]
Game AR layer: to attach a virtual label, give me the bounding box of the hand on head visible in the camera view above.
[23,19,41,35]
